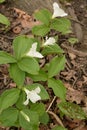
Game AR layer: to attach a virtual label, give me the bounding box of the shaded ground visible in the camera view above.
[0,0,87,130]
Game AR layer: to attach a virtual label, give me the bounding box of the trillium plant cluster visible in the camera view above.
[0,2,86,130]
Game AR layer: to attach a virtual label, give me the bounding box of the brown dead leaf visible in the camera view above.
[21,19,41,28]
[9,83,16,88]
[73,122,86,130]
[83,76,87,83]
[13,8,31,19]
[61,70,76,80]
[13,8,41,30]
[13,26,21,34]
[39,58,45,67]
[68,52,76,60]
[76,81,83,89]
[65,83,85,104]
[25,77,33,85]
[64,116,83,129]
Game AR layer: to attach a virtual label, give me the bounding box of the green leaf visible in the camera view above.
[39,112,49,125]
[16,91,26,110]
[19,109,39,130]
[52,126,67,130]
[18,57,40,74]
[30,103,45,117]
[48,78,66,101]
[0,88,20,113]
[51,18,71,34]
[48,55,66,78]
[28,69,48,81]
[13,35,33,59]
[68,37,78,44]
[26,83,49,100]
[9,63,25,86]
[0,13,10,26]
[34,9,52,25]
[0,107,18,127]
[58,101,87,119]
[42,44,64,55]
[0,0,5,3]
[0,51,16,65]
[32,24,50,36]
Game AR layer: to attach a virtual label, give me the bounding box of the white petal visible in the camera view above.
[23,88,30,105]
[24,88,30,95]
[26,42,37,57]
[23,98,29,105]
[52,2,68,18]
[34,87,41,94]
[32,52,44,58]
[44,37,56,46]
[26,42,43,58]
[29,91,41,103]
[23,87,41,105]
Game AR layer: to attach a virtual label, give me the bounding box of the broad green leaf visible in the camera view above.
[16,91,26,110]
[39,112,49,125]
[18,57,40,74]
[42,44,64,55]
[0,51,16,64]
[0,88,20,113]
[32,24,50,36]
[32,125,38,130]
[13,35,33,59]
[30,103,45,117]
[34,9,52,25]
[30,103,45,116]
[0,13,10,26]
[48,78,66,101]
[52,126,67,130]
[9,63,25,86]
[0,0,5,3]
[48,55,66,78]
[28,69,48,81]
[19,109,39,130]
[0,107,18,127]
[26,83,49,100]
[58,101,87,119]
[51,18,71,34]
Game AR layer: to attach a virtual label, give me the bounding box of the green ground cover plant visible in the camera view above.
[0,0,10,27]
[0,2,86,130]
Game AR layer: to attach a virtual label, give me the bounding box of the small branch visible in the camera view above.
[48,111,64,127]
[69,17,85,26]
[46,96,56,112]
[61,43,87,57]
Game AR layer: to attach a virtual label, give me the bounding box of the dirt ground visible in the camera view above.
[0,0,87,130]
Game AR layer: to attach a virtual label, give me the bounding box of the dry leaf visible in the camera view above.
[65,83,85,104]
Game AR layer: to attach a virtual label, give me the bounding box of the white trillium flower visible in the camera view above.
[23,87,41,105]
[52,2,68,18]
[43,37,56,46]
[26,42,43,58]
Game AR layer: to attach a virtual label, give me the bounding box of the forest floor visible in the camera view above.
[0,0,87,130]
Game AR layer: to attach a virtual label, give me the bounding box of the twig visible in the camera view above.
[46,96,64,127]
[46,96,56,112]
[61,44,87,57]
[69,17,85,26]
[48,111,64,127]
